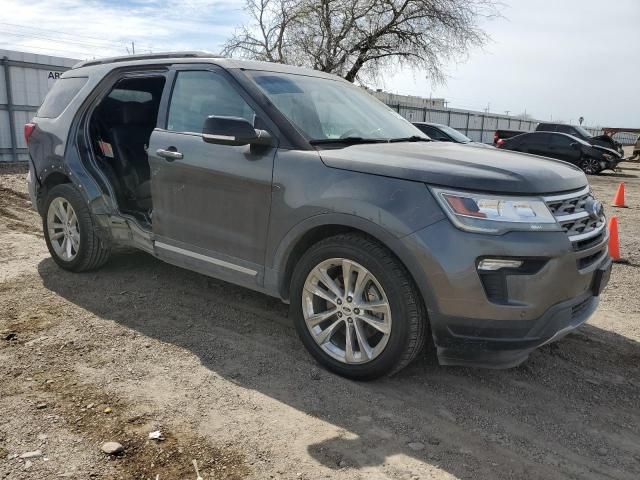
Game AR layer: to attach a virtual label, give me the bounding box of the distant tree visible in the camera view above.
[223,0,498,83]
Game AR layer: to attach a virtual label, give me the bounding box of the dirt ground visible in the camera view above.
[1,157,639,480]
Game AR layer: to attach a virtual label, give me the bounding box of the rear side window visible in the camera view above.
[517,133,548,146]
[551,135,573,147]
[37,77,88,118]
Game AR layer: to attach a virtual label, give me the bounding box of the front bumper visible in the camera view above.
[401,219,611,368]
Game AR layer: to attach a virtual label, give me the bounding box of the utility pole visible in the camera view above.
[504,110,510,116]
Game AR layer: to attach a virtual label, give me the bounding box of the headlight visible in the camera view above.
[602,153,615,161]
[430,187,560,234]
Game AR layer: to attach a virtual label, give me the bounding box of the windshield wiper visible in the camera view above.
[388,136,431,143]
[309,137,389,145]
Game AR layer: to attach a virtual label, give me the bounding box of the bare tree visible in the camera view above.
[223,0,498,83]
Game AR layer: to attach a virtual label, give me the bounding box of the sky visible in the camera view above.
[1,0,638,127]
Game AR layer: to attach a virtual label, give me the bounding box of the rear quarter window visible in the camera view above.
[37,77,88,118]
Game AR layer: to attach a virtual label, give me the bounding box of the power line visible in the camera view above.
[0,40,96,59]
[0,21,152,50]
[0,30,125,52]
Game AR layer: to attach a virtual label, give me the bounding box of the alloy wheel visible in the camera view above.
[302,258,392,364]
[47,197,80,261]
[582,158,600,174]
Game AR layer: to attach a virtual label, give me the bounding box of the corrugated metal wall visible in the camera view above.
[0,49,77,162]
[387,103,608,144]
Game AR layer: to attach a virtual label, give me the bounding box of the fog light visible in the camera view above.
[477,258,523,271]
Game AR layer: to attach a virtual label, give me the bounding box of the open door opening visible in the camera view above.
[88,75,166,223]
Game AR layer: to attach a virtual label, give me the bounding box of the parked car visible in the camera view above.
[412,122,491,147]
[26,52,611,379]
[497,131,621,174]
[536,123,624,155]
[493,129,525,146]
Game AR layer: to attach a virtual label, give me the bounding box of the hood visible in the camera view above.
[591,144,622,158]
[591,134,614,143]
[467,141,494,149]
[318,142,587,194]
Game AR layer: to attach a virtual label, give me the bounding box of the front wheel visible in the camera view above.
[580,157,602,175]
[290,233,427,380]
[43,184,111,272]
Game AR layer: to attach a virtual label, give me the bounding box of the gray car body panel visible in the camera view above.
[27,54,610,369]
[318,142,588,194]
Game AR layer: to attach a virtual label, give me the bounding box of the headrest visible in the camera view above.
[119,101,151,125]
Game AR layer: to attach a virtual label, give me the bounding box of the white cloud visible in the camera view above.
[384,0,640,126]
[0,0,245,59]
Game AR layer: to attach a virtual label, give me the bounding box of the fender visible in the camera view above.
[265,212,440,311]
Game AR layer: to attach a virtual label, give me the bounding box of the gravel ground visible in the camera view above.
[1,159,639,480]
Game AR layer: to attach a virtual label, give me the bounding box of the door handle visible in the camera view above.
[156,148,183,161]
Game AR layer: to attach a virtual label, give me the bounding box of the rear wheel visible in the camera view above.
[580,157,602,175]
[43,184,111,272]
[290,233,427,380]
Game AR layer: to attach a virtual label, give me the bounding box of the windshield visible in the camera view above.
[573,125,593,138]
[247,71,427,142]
[437,124,471,143]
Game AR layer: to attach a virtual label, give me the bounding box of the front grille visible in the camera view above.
[577,248,607,270]
[543,186,606,250]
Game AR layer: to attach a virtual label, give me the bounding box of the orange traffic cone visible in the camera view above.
[612,182,627,208]
[608,216,621,262]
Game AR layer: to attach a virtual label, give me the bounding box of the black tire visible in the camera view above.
[290,233,427,380]
[580,157,602,175]
[43,184,111,272]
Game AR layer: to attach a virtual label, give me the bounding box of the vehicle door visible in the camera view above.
[148,66,278,287]
[548,134,581,164]
[517,133,547,156]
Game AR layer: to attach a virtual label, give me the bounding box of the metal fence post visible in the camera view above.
[465,112,470,135]
[2,56,18,163]
[480,114,485,143]
[447,109,452,127]
[423,107,427,122]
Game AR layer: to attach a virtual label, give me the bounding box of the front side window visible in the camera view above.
[167,71,255,133]
[572,125,593,139]
[247,71,425,141]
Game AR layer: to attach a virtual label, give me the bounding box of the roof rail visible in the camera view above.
[72,51,220,69]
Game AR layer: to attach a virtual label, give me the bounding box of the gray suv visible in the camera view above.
[26,52,612,379]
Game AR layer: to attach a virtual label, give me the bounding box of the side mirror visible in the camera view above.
[202,116,272,147]
[570,142,579,150]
